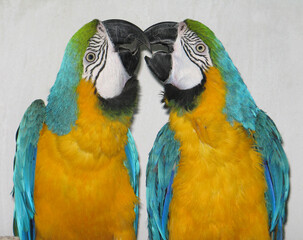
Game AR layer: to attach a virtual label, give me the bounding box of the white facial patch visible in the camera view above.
[166,22,212,90]
[167,35,202,90]
[82,22,130,99]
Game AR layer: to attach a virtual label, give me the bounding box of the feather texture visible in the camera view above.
[147,63,289,239]
[14,19,142,240]
[185,19,258,130]
[13,100,46,240]
[183,19,289,239]
[33,80,138,239]
[146,123,180,240]
[46,20,99,135]
[124,130,140,235]
[254,110,289,239]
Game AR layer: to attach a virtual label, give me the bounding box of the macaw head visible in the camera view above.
[46,19,149,135]
[145,20,213,90]
[145,19,257,128]
[59,19,149,98]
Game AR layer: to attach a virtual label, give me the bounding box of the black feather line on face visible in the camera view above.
[163,75,206,113]
[97,77,139,119]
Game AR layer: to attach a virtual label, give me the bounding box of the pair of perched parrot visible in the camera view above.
[13,19,289,240]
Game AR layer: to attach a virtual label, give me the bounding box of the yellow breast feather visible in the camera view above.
[34,80,137,240]
[168,67,270,240]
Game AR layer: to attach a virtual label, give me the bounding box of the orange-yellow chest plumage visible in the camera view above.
[167,67,270,240]
[34,80,137,240]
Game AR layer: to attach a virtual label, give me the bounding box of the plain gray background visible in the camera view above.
[1,0,302,238]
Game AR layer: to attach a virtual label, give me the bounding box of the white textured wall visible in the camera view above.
[1,0,302,238]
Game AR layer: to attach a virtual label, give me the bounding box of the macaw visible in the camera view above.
[145,19,289,240]
[13,19,149,240]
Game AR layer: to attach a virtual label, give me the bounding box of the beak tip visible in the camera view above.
[144,52,172,82]
[140,36,151,51]
[144,56,151,63]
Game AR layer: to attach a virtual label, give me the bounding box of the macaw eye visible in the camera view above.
[196,44,206,53]
[85,52,96,62]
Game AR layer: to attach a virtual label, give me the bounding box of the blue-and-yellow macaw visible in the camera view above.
[145,19,289,240]
[13,19,149,240]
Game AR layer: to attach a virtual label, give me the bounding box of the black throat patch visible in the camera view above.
[163,78,205,113]
[97,77,139,119]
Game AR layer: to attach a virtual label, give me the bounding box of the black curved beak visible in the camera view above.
[103,19,150,76]
[144,22,178,82]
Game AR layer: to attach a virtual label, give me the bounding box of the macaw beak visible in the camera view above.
[102,19,150,76]
[144,22,178,82]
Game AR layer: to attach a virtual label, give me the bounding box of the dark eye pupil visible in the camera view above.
[196,44,206,52]
[86,53,96,62]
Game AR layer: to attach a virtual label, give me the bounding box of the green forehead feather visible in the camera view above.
[69,19,99,50]
[185,19,224,65]
[185,19,216,41]
[66,19,99,74]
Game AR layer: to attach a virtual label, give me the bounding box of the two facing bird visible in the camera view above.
[13,19,289,240]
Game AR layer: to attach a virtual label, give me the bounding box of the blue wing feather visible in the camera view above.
[124,130,140,235]
[146,123,180,240]
[254,110,289,239]
[13,99,46,240]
